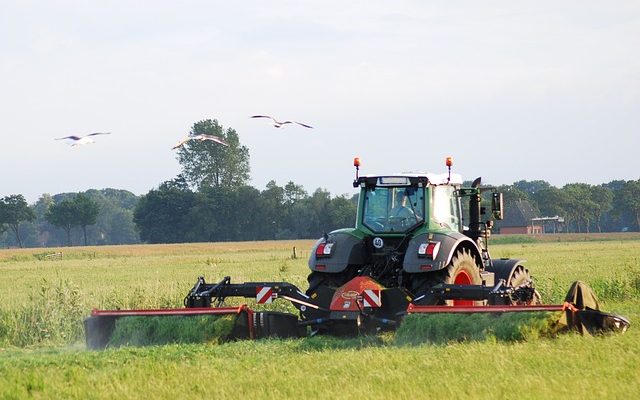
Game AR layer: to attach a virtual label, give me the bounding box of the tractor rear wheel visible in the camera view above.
[443,250,484,306]
[410,250,483,306]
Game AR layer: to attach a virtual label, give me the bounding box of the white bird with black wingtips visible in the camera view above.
[55,132,111,146]
[171,134,229,150]
[250,115,313,129]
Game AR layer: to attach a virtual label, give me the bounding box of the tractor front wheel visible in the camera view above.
[506,265,541,305]
[306,268,356,296]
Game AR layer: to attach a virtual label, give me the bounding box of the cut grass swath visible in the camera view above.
[107,315,236,347]
[395,311,563,345]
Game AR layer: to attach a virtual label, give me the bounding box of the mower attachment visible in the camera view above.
[84,304,303,349]
[85,277,629,349]
[407,280,630,335]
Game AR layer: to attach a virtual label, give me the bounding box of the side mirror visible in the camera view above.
[492,192,504,220]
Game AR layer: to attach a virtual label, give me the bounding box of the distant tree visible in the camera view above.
[83,189,140,245]
[327,195,357,229]
[284,181,308,205]
[287,200,318,239]
[0,194,35,248]
[563,183,598,233]
[176,119,250,190]
[260,181,286,239]
[45,199,78,246]
[74,193,100,245]
[495,184,529,205]
[590,185,614,233]
[308,188,332,235]
[32,194,56,246]
[613,180,640,231]
[512,180,552,196]
[531,187,567,218]
[133,182,197,243]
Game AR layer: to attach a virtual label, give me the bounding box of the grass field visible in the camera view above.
[1,235,639,399]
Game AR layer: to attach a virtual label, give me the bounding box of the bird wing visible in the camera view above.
[171,137,191,149]
[87,132,111,137]
[250,115,272,119]
[55,136,81,141]
[294,122,314,129]
[201,134,230,147]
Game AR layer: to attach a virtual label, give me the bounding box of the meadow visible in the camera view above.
[0,235,639,399]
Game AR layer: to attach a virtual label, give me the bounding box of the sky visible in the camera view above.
[1,1,639,203]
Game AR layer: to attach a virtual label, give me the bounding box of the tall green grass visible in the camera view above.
[395,312,563,345]
[0,239,638,399]
[107,315,236,347]
[1,239,638,347]
[0,278,85,347]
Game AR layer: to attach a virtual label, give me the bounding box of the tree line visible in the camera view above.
[492,179,640,233]
[1,118,639,247]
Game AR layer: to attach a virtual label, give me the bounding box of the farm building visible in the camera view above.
[497,199,543,234]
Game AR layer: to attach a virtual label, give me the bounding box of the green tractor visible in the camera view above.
[307,156,539,307]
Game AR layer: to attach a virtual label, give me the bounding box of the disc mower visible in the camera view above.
[85,158,630,348]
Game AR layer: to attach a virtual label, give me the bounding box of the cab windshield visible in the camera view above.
[362,186,425,233]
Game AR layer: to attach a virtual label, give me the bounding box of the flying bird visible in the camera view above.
[172,134,229,150]
[250,115,313,129]
[55,132,111,146]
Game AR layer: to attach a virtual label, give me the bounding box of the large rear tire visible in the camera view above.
[410,250,483,306]
[444,250,484,306]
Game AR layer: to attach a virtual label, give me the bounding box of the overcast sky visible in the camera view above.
[1,1,639,203]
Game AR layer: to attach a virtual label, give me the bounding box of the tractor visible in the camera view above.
[307,156,538,308]
[84,158,629,348]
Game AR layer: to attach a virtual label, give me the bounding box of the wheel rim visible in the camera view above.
[453,270,473,306]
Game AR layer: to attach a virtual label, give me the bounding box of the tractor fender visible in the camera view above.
[485,258,527,284]
[403,232,482,274]
[308,230,365,273]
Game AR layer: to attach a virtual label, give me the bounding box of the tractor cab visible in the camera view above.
[354,172,463,236]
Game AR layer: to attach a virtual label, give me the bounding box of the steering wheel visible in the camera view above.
[388,215,410,228]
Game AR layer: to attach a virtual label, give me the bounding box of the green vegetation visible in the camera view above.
[395,312,563,345]
[107,315,236,347]
[0,238,639,398]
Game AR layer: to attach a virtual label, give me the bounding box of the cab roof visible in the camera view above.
[356,172,463,187]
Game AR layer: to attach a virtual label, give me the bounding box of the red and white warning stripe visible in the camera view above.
[256,286,275,304]
[362,289,382,308]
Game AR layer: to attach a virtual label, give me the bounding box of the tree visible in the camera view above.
[32,194,56,246]
[614,180,640,231]
[83,189,140,245]
[590,185,613,233]
[0,194,35,248]
[531,187,567,218]
[176,119,250,190]
[494,184,529,205]
[74,193,100,245]
[563,183,597,233]
[308,188,332,235]
[259,181,286,239]
[327,195,357,229]
[133,182,197,243]
[284,181,308,205]
[512,180,552,196]
[45,199,78,246]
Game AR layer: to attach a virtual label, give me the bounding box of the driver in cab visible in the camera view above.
[390,191,417,224]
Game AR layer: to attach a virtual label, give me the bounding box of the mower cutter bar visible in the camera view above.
[407,303,572,314]
[90,306,247,317]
